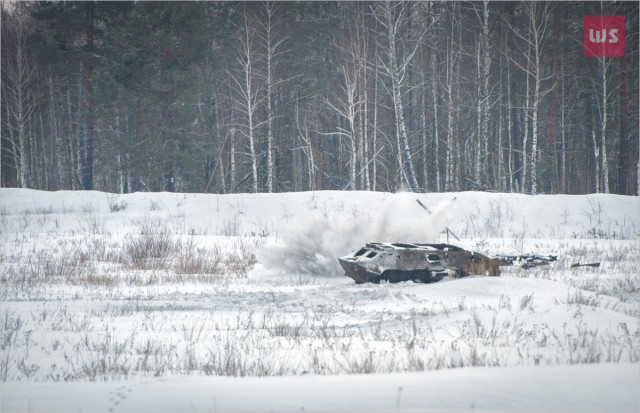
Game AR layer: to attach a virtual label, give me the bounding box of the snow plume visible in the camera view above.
[255,209,370,278]
[254,193,456,278]
[372,193,455,243]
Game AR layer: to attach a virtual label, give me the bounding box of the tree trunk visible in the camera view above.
[478,0,491,189]
[497,62,504,192]
[593,129,600,192]
[445,5,456,192]
[445,51,455,192]
[507,62,514,192]
[547,6,560,193]
[600,57,610,193]
[82,3,95,190]
[230,129,236,192]
[530,32,540,195]
[263,3,276,193]
[4,12,39,189]
[38,111,47,189]
[134,95,143,191]
[522,48,530,194]
[17,97,29,188]
[422,91,429,191]
[238,8,259,193]
[372,65,378,191]
[384,2,420,192]
[618,15,629,193]
[431,52,440,192]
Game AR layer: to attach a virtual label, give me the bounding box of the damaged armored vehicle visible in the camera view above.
[339,242,503,284]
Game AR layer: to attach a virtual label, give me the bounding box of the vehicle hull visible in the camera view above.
[339,242,500,284]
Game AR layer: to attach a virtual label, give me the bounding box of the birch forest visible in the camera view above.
[1,1,638,195]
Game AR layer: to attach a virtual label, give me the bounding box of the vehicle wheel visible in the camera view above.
[415,270,431,283]
[423,271,444,283]
[430,272,444,282]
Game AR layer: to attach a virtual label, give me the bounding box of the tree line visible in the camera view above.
[2,1,638,195]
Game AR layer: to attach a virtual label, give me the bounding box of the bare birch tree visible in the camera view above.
[259,2,289,193]
[507,1,552,195]
[373,1,424,192]
[475,0,492,189]
[2,5,40,188]
[228,6,263,193]
[444,2,461,192]
[327,64,363,190]
[591,55,619,193]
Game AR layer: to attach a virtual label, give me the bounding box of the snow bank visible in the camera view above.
[0,188,638,413]
[2,363,638,412]
[1,188,637,277]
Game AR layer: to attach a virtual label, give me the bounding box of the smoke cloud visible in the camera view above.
[253,193,456,278]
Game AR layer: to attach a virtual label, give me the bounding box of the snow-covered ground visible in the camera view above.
[1,189,639,412]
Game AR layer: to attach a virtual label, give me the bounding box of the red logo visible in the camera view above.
[584,15,625,57]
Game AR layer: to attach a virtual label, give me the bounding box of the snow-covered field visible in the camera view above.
[1,189,639,412]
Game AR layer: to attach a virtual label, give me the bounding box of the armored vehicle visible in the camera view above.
[338,242,502,284]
